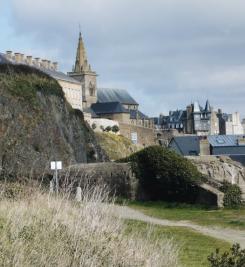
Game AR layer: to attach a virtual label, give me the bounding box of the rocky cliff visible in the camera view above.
[0,64,107,180]
[188,156,245,197]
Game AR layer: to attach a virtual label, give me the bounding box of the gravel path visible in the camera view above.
[114,206,245,248]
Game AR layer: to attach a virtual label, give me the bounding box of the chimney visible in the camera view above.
[47,60,51,69]
[41,59,47,69]
[20,54,24,63]
[5,51,12,60]
[53,62,58,71]
[26,56,32,65]
[34,58,40,67]
[14,53,21,63]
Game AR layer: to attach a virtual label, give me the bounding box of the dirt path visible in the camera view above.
[114,206,245,248]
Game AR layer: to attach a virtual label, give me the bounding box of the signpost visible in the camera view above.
[50,161,62,193]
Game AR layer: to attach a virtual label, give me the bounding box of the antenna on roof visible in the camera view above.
[79,23,82,36]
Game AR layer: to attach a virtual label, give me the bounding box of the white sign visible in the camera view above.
[50,161,62,170]
[131,132,138,144]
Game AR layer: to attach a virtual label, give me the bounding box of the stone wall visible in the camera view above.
[59,162,225,207]
[59,163,138,199]
[119,122,155,146]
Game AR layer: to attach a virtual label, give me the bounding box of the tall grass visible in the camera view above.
[0,185,179,267]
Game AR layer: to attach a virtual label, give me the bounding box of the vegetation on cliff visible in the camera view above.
[95,132,142,161]
[0,64,106,180]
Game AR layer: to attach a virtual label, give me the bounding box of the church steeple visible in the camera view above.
[74,32,89,73]
[68,31,97,109]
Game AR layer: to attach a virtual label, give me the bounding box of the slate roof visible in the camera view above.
[97,88,138,105]
[130,110,148,120]
[91,102,128,115]
[169,110,186,123]
[208,135,245,147]
[169,136,200,155]
[0,53,9,64]
[0,53,80,85]
[83,107,99,118]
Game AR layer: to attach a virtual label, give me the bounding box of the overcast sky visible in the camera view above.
[1,0,245,117]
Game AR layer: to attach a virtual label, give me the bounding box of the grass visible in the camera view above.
[126,220,231,267]
[128,201,245,229]
[95,132,142,160]
[0,185,179,267]
[0,64,64,107]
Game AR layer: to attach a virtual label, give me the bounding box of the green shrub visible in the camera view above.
[105,126,112,132]
[91,123,97,130]
[119,146,203,202]
[0,64,64,107]
[208,243,245,267]
[111,125,119,133]
[220,181,242,208]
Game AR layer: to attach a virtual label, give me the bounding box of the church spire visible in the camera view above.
[74,32,89,73]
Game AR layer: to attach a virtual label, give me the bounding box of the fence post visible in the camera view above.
[50,180,54,193]
[76,187,82,202]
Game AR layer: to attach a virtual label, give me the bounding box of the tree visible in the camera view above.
[105,126,112,132]
[111,125,119,133]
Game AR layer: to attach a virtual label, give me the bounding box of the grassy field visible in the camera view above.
[126,220,231,267]
[128,201,245,229]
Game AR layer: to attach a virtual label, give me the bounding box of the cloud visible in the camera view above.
[2,0,245,116]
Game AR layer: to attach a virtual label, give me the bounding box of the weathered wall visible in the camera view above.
[119,122,155,146]
[59,162,225,207]
[60,163,138,199]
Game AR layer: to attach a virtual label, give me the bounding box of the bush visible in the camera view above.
[119,146,203,202]
[208,243,245,267]
[91,123,97,130]
[220,181,242,208]
[111,125,119,133]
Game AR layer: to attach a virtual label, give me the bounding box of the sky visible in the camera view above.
[1,0,245,117]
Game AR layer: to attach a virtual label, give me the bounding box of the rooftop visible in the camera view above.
[97,88,138,105]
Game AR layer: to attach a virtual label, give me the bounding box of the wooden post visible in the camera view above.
[76,187,82,202]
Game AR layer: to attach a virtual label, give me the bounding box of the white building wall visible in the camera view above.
[226,112,243,135]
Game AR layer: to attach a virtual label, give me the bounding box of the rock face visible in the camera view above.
[189,156,245,197]
[0,64,107,180]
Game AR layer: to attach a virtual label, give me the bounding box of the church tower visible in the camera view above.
[68,32,97,108]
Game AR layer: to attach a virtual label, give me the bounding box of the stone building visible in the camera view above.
[155,100,219,136]
[67,33,155,146]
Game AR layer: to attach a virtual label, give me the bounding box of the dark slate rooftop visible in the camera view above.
[168,110,186,123]
[208,135,245,147]
[83,107,99,118]
[130,109,148,120]
[0,53,80,85]
[91,102,128,115]
[97,88,138,105]
[169,136,200,155]
[0,53,9,64]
